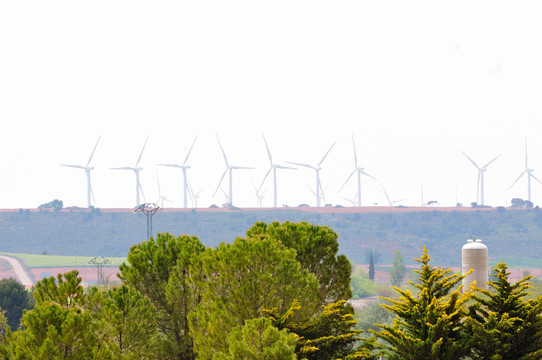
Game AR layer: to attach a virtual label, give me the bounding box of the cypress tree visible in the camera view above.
[390,250,406,287]
[465,262,542,360]
[374,246,472,360]
[368,252,375,281]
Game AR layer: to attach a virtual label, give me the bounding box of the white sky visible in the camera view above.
[1,1,542,209]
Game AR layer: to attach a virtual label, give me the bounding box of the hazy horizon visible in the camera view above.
[2,1,542,209]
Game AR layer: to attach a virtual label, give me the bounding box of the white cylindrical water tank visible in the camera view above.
[462,239,488,291]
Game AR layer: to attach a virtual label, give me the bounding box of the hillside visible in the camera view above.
[0,206,541,267]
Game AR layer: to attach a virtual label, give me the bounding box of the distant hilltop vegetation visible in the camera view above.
[0,206,541,267]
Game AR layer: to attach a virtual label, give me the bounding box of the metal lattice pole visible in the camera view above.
[133,203,162,240]
[87,256,111,285]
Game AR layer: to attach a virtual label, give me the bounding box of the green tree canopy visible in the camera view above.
[368,252,375,281]
[390,250,406,287]
[212,318,298,360]
[189,235,321,360]
[4,302,99,360]
[33,270,85,308]
[119,233,207,360]
[246,221,352,302]
[264,300,374,360]
[465,262,542,360]
[1,271,104,359]
[0,278,33,330]
[38,199,63,211]
[374,246,472,360]
[101,285,159,359]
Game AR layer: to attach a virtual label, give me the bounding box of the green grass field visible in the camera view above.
[0,253,126,268]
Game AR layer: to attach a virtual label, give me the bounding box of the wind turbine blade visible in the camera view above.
[509,171,526,189]
[213,169,228,198]
[139,182,146,203]
[318,141,336,167]
[86,136,101,166]
[476,171,481,202]
[530,172,542,185]
[216,135,229,166]
[340,196,356,206]
[360,170,377,180]
[156,172,162,198]
[61,164,84,169]
[262,133,273,165]
[276,165,297,170]
[462,151,480,169]
[90,185,96,205]
[379,181,391,204]
[183,136,198,165]
[231,166,254,170]
[157,163,182,168]
[482,154,501,168]
[339,170,356,192]
[110,167,133,170]
[320,182,326,203]
[525,137,528,169]
[259,167,272,191]
[135,136,149,167]
[286,161,315,169]
[187,180,194,199]
[352,135,358,168]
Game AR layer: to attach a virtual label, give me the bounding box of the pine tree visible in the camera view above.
[119,233,207,360]
[465,262,542,360]
[246,221,352,302]
[374,246,472,360]
[189,235,320,360]
[368,252,375,281]
[213,318,298,360]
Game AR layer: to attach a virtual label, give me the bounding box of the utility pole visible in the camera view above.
[133,203,162,240]
[87,256,111,285]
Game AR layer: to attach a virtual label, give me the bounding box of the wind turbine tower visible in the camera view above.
[213,136,253,206]
[339,135,376,206]
[287,141,336,207]
[61,136,101,208]
[462,151,500,206]
[111,136,149,207]
[509,138,542,202]
[259,134,296,207]
[187,181,203,209]
[158,136,197,208]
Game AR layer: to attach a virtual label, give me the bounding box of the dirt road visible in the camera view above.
[0,255,34,288]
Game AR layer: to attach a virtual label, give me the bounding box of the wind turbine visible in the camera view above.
[379,181,406,206]
[156,172,172,208]
[187,180,203,209]
[213,136,253,206]
[259,134,296,207]
[157,136,197,208]
[61,136,101,208]
[341,194,358,207]
[509,138,542,202]
[307,184,329,206]
[462,151,500,206]
[253,184,267,208]
[111,136,149,207]
[287,141,336,207]
[339,135,376,206]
